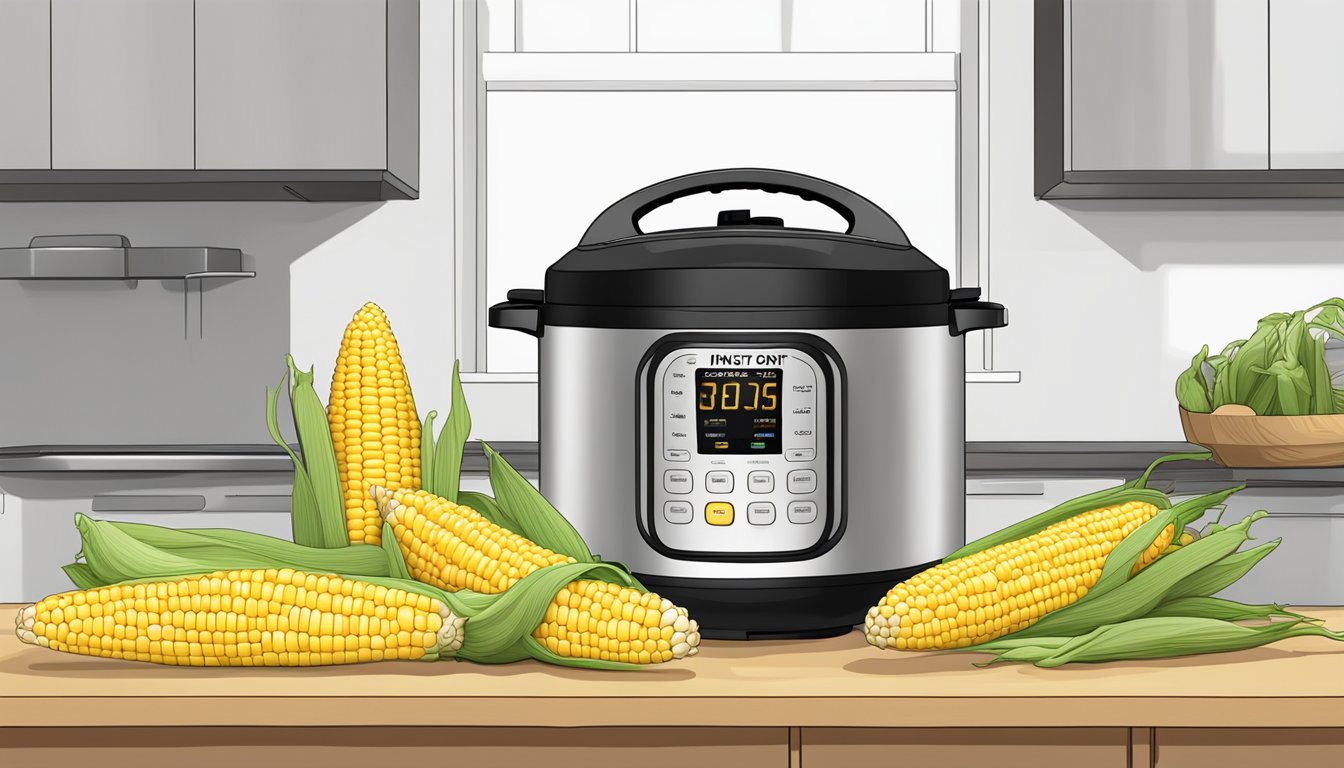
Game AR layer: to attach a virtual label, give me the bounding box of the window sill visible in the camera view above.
[481,52,958,91]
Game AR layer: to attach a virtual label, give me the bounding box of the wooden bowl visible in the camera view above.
[1179,406,1344,467]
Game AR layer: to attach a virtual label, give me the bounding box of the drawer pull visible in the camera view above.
[91,495,207,513]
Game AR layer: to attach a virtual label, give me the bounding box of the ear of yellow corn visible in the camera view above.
[867,500,1165,651]
[16,568,464,666]
[373,486,573,594]
[329,303,421,546]
[372,485,700,663]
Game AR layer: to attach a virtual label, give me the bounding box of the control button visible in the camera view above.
[748,471,775,494]
[787,501,818,524]
[706,470,734,494]
[664,449,690,462]
[663,501,693,524]
[786,448,816,462]
[747,502,776,526]
[663,470,693,494]
[787,469,818,494]
[705,502,734,526]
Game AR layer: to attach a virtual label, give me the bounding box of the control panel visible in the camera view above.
[639,340,842,558]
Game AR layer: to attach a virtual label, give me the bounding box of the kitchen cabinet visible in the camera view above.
[1036,0,1344,198]
[802,728,1131,768]
[196,0,415,189]
[1269,0,1344,168]
[1152,729,1344,766]
[0,0,49,169]
[0,727,789,768]
[51,0,194,169]
[1068,0,1267,173]
[0,0,418,201]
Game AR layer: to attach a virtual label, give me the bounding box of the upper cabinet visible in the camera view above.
[1068,0,1267,172]
[52,0,195,170]
[1269,0,1344,168]
[1037,0,1344,198]
[0,0,50,170]
[0,0,418,201]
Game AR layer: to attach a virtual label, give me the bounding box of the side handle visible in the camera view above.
[488,288,544,338]
[949,298,1007,336]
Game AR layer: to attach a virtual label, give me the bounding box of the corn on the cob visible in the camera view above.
[373,486,699,662]
[866,500,1164,651]
[328,303,421,545]
[15,568,464,666]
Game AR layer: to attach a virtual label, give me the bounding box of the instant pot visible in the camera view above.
[490,168,1006,639]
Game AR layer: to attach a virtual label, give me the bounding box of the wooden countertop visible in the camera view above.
[4,604,1344,730]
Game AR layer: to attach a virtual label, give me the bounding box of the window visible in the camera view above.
[453,0,1015,387]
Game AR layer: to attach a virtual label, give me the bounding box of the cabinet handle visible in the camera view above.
[966,480,1045,496]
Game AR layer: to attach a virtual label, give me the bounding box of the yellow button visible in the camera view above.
[705,502,734,526]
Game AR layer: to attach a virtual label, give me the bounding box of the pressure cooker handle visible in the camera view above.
[488,289,544,337]
[578,168,912,247]
[948,292,1008,336]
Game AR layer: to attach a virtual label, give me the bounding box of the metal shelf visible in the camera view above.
[0,235,254,338]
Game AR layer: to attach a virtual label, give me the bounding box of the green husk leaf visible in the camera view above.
[456,490,527,537]
[61,562,102,590]
[266,371,326,548]
[88,519,390,574]
[352,560,655,669]
[380,522,412,580]
[1176,345,1213,412]
[74,513,207,584]
[1005,506,1261,640]
[429,361,472,503]
[69,514,395,587]
[286,355,348,548]
[1031,616,1344,667]
[1162,538,1281,600]
[1146,596,1307,622]
[481,440,594,563]
[420,409,439,496]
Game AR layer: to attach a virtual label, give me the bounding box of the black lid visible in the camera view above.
[545,168,949,310]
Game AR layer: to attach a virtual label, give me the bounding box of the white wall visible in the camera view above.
[0,2,455,447]
[965,0,1344,441]
[288,1,458,437]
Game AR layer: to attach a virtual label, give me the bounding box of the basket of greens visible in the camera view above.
[1175,298,1344,467]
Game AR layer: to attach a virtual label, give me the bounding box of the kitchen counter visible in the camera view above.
[5,605,1344,766]
[3,604,1344,730]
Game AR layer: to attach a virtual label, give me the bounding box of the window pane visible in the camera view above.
[486,90,957,373]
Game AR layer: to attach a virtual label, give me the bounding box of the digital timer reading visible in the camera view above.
[697,380,778,411]
[694,368,783,454]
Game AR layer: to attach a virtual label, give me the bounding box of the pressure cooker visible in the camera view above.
[490,168,1006,639]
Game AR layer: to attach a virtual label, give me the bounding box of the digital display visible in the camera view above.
[695,369,783,454]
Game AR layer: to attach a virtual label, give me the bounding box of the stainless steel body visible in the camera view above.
[540,325,965,580]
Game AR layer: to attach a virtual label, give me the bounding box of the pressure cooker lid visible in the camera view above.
[545,168,949,309]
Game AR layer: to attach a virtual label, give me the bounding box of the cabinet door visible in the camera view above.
[1155,729,1344,766]
[50,0,194,169]
[195,0,387,170]
[1069,0,1268,171]
[0,0,50,169]
[804,728,1130,768]
[1270,0,1344,168]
